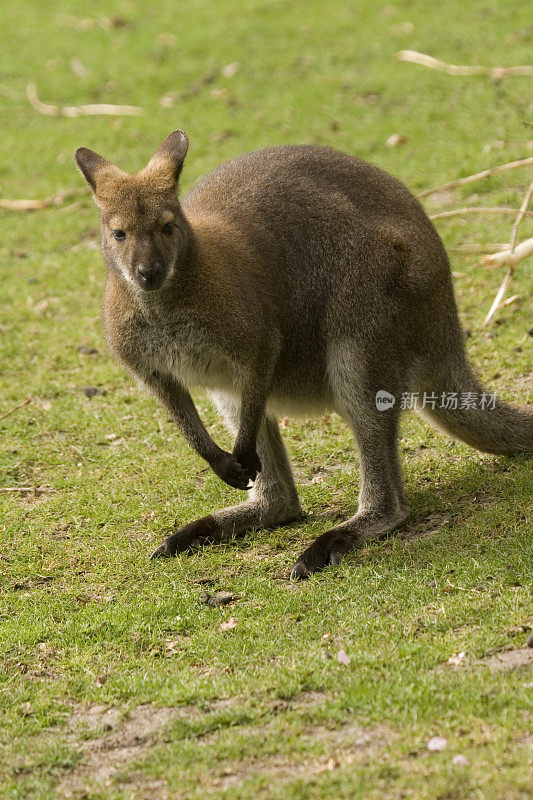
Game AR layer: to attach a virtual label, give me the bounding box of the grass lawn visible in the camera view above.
[1,1,532,798]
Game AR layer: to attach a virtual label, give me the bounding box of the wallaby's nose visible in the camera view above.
[136,264,151,280]
[136,263,163,289]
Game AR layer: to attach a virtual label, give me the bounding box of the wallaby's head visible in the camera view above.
[75,130,189,292]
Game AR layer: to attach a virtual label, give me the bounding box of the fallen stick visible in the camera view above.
[482,236,533,270]
[56,14,122,31]
[27,83,142,117]
[482,269,514,327]
[0,189,84,212]
[0,396,32,420]
[61,102,142,117]
[418,156,533,199]
[0,487,36,493]
[509,178,533,251]
[482,237,533,326]
[502,294,521,307]
[481,175,533,326]
[397,50,533,80]
[0,486,57,494]
[429,207,533,221]
[57,201,82,215]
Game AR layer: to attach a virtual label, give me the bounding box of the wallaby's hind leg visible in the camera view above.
[291,383,408,579]
[150,393,302,559]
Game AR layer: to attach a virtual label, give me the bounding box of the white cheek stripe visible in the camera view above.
[116,256,137,286]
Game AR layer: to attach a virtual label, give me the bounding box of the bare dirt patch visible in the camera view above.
[56,690,333,797]
[442,647,533,674]
[114,717,392,798]
[400,510,452,541]
[57,704,199,798]
[202,689,329,716]
[111,774,170,800]
[201,721,392,792]
[480,648,533,672]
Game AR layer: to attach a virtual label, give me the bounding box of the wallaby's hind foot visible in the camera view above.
[150,397,303,560]
[290,506,408,579]
[150,504,304,560]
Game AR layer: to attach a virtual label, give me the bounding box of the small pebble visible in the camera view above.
[337,649,351,666]
[427,736,448,751]
[200,591,238,608]
[452,754,470,767]
[82,386,106,398]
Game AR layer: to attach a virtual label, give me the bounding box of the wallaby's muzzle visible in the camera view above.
[135,261,165,291]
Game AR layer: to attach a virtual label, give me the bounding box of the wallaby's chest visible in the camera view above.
[109,311,242,393]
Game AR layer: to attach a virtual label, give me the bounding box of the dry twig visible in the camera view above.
[482,236,533,271]
[482,270,515,326]
[509,178,533,251]
[418,152,533,327]
[0,486,57,494]
[482,178,533,325]
[429,207,533,222]
[27,83,142,117]
[56,14,128,31]
[482,242,533,328]
[0,189,83,212]
[397,50,533,81]
[0,397,32,420]
[418,157,533,199]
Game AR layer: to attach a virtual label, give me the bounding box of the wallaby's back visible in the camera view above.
[184,144,447,285]
[184,144,459,361]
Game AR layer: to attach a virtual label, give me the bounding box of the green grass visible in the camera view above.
[1,1,532,798]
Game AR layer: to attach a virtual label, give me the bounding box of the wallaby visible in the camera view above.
[75,130,533,578]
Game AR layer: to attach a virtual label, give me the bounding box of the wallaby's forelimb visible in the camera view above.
[231,378,270,483]
[151,398,303,559]
[147,372,252,490]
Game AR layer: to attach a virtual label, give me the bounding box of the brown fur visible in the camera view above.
[75,130,533,578]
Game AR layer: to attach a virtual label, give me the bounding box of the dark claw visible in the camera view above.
[290,561,311,580]
[226,472,250,491]
[290,528,355,578]
[232,448,262,486]
[149,516,221,560]
[150,543,170,560]
[212,451,256,490]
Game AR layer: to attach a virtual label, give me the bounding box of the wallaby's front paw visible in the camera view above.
[211,450,253,490]
[232,446,262,485]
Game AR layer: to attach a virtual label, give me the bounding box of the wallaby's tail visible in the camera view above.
[416,354,533,456]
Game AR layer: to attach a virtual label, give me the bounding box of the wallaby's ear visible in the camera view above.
[75,148,114,192]
[139,129,189,189]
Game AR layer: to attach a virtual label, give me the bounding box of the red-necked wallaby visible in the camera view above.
[75,130,532,578]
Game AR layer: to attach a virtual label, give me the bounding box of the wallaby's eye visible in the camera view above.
[112,229,127,241]
[161,222,175,236]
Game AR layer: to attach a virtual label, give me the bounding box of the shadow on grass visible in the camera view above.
[151,453,531,576]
